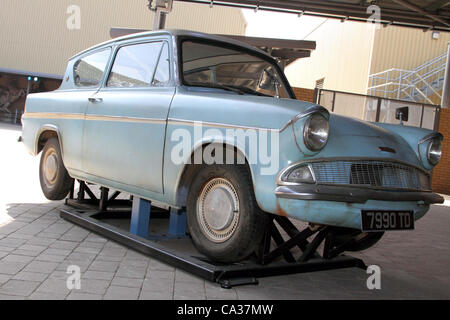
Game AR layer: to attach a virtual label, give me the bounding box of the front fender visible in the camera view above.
[373,123,442,170]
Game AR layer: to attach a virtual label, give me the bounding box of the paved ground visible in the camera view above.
[1,122,449,300]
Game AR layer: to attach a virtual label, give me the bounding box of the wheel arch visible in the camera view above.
[35,125,64,156]
[174,141,256,208]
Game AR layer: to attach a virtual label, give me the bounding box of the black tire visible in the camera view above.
[39,137,73,200]
[186,164,268,263]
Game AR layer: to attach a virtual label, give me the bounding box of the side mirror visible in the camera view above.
[258,69,280,98]
[258,69,275,90]
[395,106,409,125]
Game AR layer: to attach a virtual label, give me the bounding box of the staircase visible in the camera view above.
[368,52,447,104]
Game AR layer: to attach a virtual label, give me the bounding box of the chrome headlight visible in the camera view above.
[303,113,329,151]
[427,137,442,165]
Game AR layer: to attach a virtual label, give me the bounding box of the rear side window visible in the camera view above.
[74,48,111,87]
[107,41,168,88]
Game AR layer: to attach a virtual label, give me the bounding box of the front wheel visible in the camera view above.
[39,137,73,200]
[186,164,268,263]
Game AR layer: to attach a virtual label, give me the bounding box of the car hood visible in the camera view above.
[321,114,421,167]
[172,88,421,167]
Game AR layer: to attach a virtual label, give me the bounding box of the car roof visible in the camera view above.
[70,29,274,61]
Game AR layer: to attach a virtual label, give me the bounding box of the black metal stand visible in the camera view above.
[60,181,367,288]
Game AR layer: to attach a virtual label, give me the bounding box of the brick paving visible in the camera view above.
[1,122,450,300]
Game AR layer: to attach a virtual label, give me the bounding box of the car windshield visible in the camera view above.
[181,40,290,98]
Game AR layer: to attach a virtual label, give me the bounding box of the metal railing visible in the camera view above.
[316,89,440,130]
[368,52,447,104]
[0,109,23,125]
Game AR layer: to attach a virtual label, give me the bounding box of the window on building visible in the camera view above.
[107,41,165,88]
[74,48,111,87]
[315,78,325,90]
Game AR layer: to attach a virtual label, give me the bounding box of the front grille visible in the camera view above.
[310,160,431,191]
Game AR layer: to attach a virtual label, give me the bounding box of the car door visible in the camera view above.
[82,39,174,193]
[59,47,112,173]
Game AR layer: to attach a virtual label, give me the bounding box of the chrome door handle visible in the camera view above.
[88,97,103,103]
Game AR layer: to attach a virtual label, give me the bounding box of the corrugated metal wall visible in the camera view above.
[0,0,246,75]
[285,19,375,95]
[370,26,450,75]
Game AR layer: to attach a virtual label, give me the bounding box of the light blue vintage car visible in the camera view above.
[21,30,444,263]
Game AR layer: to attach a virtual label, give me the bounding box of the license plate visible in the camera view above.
[361,210,414,231]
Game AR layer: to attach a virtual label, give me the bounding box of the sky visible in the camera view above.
[241,9,329,40]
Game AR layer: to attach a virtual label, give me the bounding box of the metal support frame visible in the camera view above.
[61,180,366,288]
[66,180,187,239]
[149,0,173,30]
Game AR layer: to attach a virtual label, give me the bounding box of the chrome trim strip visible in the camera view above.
[25,105,329,132]
[23,112,166,124]
[275,185,444,204]
[167,118,279,132]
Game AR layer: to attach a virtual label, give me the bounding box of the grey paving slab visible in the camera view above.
[139,290,173,300]
[83,270,115,281]
[116,264,148,279]
[23,261,59,273]
[35,277,71,295]
[0,261,28,275]
[0,274,12,285]
[174,280,206,300]
[35,253,67,263]
[1,254,35,264]
[49,240,79,251]
[104,285,141,300]
[89,260,120,273]
[28,291,67,300]
[76,279,111,295]
[66,292,103,300]
[12,271,49,282]
[111,276,144,288]
[0,279,40,296]
[41,247,73,257]
[0,293,26,300]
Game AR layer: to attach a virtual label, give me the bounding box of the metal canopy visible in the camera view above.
[176,0,450,32]
[109,27,316,65]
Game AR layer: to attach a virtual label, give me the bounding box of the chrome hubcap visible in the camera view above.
[44,150,58,185]
[197,178,240,243]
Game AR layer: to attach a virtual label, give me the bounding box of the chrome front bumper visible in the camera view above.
[275,184,444,204]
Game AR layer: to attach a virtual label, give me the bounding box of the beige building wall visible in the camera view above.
[0,0,246,76]
[284,19,375,95]
[370,26,450,75]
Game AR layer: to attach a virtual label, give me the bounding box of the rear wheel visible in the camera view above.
[186,164,268,263]
[39,137,73,200]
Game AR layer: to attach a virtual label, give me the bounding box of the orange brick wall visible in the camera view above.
[292,87,315,103]
[432,108,450,195]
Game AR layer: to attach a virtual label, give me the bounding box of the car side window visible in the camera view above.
[107,41,165,88]
[152,42,170,86]
[74,48,111,87]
